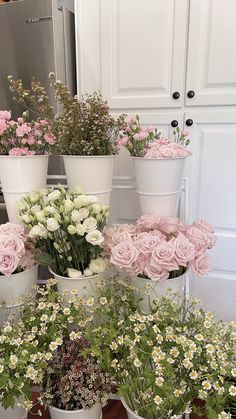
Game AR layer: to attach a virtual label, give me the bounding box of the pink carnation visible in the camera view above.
[16,123,31,137]
[0,249,19,277]
[191,253,211,276]
[44,133,55,145]
[118,136,129,146]
[0,110,11,120]
[9,147,36,156]
[0,119,7,135]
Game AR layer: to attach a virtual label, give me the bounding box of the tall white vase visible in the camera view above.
[0,265,38,306]
[133,156,187,217]
[0,155,49,223]
[131,273,186,314]
[121,397,182,419]
[0,404,26,419]
[62,155,114,205]
[49,403,102,419]
[49,268,106,302]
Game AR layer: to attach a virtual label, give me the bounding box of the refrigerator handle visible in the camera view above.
[60,6,76,96]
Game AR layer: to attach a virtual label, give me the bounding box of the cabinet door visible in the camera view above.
[186,0,236,107]
[100,0,188,109]
[109,112,183,224]
[186,110,236,321]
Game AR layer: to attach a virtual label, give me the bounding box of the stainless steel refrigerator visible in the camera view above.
[0,0,76,222]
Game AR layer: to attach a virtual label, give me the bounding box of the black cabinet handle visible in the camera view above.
[172,91,180,99]
[171,120,178,128]
[187,90,195,98]
[186,119,193,126]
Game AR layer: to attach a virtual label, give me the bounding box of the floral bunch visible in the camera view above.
[117,115,191,158]
[103,215,216,280]
[0,279,89,412]
[0,222,35,277]
[18,185,109,277]
[41,336,111,411]
[82,279,236,419]
[0,110,55,155]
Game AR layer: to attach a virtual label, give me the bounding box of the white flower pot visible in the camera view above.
[0,265,38,306]
[133,157,187,217]
[62,155,114,205]
[49,403,102,419]
[121,397,182,419]
[131,272,186,314]
[0,404,26,419]
[0,155,49,223]
[49,268,105,301]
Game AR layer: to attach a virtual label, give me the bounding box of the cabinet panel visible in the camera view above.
[100,0,188,108]
[186,110,236,320]
[186,0,236,106]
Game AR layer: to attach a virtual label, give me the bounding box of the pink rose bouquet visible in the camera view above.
[103,215,216,281]
[117,115,191,158]
[0,222,36,277]
[0,110,55,155]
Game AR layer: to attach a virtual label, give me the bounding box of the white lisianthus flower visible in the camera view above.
[22,214,31,224]
[78,208,90,220]
[91,203,102,214]
[29,224,48,239]
[86,195,98,204]
[35,211,45,222]
[17,200,28,211]
[44,205,57,215]
[84,268,93,277]
[73,186,82,194]
[83,217,97,232]
[74,195,89,209]
[67,225,76,235]
[89,257,107,274]
[86,230,104,245]
[64,199,74,213]
[29,193,39,203]
[76,223,86,236]
[46,218,60,232]
[71,210,81,223]
[67,268,82,279]
[48,189,61,202]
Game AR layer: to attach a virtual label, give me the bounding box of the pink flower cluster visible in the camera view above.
[0,223,35,277]
[103,215,216,281]
[144,138,191,159]
[0,110,55,155]
[117,115,191,158]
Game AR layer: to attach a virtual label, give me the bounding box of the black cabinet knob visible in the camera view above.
[171,120,178,128]
[172,91,180,99]
[186,119,193,126]
[187,90,195,98]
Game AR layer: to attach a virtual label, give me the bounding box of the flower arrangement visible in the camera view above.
[118,115,191,158]
[0,110,55,155]
[41,336,111,411]
[8,74,126,156]
[82,279,236,419]
[0,222,35,277]
[18,186,109,277]
[103,215,216,280]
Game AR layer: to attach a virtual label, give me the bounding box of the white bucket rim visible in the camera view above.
[120,397,145,419]
[62,155,116,159]
[49,267,103,282]
[49,403,101,414]
[133,271,187,283]
[0,154,49,159]
[133,156,188,161]
[136,190,182,196]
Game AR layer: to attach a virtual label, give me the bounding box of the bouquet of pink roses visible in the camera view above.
[117,115,191,158]
[103,215,216,280]
[0,222,36,277]
[0,110,55,155]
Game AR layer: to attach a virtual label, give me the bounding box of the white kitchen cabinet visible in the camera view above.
[100,0,188,109]
[185,109,236,320]
[186,0,236,107]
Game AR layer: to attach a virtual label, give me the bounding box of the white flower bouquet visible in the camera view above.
[18,186,109,278]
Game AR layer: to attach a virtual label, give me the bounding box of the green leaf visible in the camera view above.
[35,252,54,266]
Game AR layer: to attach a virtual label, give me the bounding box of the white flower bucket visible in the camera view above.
[49,268,105,302]
[0,302,23,329]
[131,272,186,314]
[49,403,102,419]
[133,157,187,217]
[121,397,182,419]
[0,265,38,306]
[0,404,26,419]
[62,155,114,205]
[0,155,49,223]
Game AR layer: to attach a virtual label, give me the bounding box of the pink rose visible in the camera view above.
[0,234,25,257]
[144,260,169,281]
[0,223,26,239]
[111,242,139,270]
[112,231,132,245]
[134,235,161,255]
[151,241,178,271]
[159,217,179,234]
[187,226,210,255]
[172,233,195,267]
[137,215,161,231]
[191,253,211,276]
[192,220,216,249]
[20,249,35,270]
[44,133,55,145]
[125,253,147,276]
[0,249,19,277]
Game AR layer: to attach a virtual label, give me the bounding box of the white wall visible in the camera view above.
[58,0,74,13]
